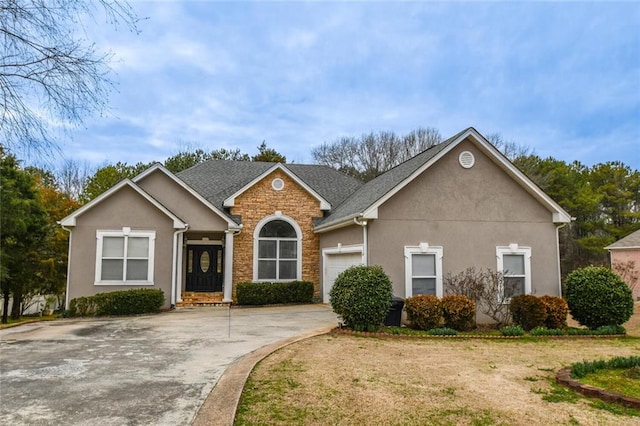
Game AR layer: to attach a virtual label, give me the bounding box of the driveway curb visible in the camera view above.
[191,325,335,426]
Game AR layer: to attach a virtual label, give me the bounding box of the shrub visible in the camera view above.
[441,294,476,331]
[529,326,565,336]
[510,295,547,331]
[66,289,164,317]
[427,327,457,336]
[539,295,568,329]
[571,356,640,379]
[329,265,392,332]
[565,266,634,329]
[404,295,443,331]
[500,325,524,336]
[236,281,314,305]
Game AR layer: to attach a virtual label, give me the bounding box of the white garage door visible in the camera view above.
[323,251,363,303]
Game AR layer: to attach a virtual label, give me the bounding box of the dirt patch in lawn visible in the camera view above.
[236,305,640,425]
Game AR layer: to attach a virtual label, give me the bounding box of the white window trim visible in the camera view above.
[95,229,156,286]
[253,214,303,282]
[496,244,532,300]
[404,244,444,298]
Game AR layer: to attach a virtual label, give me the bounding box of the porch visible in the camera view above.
[176,292,231,308]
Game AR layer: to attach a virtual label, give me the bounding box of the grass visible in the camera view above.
[0,314,58,329]
[581,368,640,398]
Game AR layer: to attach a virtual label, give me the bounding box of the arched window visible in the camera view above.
[256,219,300,281]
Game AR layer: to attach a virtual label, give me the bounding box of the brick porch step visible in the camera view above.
[176,292,230,308]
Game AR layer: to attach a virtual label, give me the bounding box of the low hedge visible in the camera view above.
[67,289,165,317]
[236,281,314,305]
[405,295,443,331]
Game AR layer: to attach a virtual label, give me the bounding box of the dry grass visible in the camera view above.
[236,304,640,425]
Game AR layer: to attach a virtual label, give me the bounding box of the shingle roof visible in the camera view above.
[176,160,363,222]
[315,128,469,229]
[606,229,640,250]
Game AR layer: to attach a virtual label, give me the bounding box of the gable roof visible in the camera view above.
[605,229,640,250]
[133,163,239,227]
[177,160,363,220]
[58,179,187,228]
[315,127,572,232]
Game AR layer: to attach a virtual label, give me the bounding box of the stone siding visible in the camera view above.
[230,170,323,299]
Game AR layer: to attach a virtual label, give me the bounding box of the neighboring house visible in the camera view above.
[606,229,640,300]
[60,128,571,318]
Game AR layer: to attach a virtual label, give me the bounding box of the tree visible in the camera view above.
[0,149,49,323]
[57,158,93,200]
[252,141,286,163]
[312,127,442,181]
[81,161,151,201]
[164,148,250,173]
[1,0,139,155]
[485,133,534,161]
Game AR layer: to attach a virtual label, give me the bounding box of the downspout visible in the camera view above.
[353,217,368,265]
[171,224,189,309]
[60,224,73,310]
[555,221,570,297]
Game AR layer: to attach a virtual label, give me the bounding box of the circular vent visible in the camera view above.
[459,151,475,169]
[272,178,284,190]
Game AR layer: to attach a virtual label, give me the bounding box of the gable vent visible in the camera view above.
[459,151,475,169]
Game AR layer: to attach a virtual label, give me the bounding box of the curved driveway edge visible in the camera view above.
[192,325,334,426]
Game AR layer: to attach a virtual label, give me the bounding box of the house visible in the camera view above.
[605,229,640,300]
[60,128,571,316]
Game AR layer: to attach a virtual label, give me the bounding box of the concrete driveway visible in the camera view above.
[0,304,337,425]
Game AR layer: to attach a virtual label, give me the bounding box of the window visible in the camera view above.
[255,219,300,281]
[404,244,443,297]
[96,230,155,284]
[496,245,531,299]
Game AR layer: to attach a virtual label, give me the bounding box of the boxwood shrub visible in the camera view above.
[404,295,443,331]
[67,289,165,317]
[510,294,547,331]
[539,295,568,329]
[236,281,314,305]
[565,266,634,329]
[441,294,476,331]
[329,265,392,332]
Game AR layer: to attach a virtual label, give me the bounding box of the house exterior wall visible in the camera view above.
[67,186,175,309]
[367,139,561,301]
[136,170,229,231]
[610,249,640,300]
[230,170,324,299]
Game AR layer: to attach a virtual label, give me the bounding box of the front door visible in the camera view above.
[186,245,223,292]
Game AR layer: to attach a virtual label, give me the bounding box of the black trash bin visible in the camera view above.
[383,296,405,327]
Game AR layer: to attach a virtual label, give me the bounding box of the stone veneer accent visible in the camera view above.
[230,169,323,299]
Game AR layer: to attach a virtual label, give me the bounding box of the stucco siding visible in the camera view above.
[67,186,175,309]
[368,139,561,299]
[137,169,229,231]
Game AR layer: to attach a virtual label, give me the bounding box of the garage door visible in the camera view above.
[323,251,363,303]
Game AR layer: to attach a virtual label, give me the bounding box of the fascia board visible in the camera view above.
[223,164,331,210]
[133,163,239,227]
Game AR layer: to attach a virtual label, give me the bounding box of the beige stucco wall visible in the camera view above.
[67,186,175,309]
[230,170,324,299]
[366,138,562,299]
[611,249,640,300]
[137,169,229,231]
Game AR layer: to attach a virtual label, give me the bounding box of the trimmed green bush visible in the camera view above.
[329,265,393,332]
[236,281,314,305]
[565,266,634,329]
[510,294,547,331]
[539,295,568,329]
[67,289,164,317]
[404,295,443,331]
[500,325,525,336]
[441,294,476,331]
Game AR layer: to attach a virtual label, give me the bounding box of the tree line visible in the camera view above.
[1,130,638,322]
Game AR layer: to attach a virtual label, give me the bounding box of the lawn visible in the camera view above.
[235,304,640,426]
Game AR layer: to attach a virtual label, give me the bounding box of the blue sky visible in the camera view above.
[57,1,639,170]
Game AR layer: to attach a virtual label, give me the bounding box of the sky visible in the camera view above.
[52,1,640,171]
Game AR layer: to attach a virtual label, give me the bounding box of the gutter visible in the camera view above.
[353,216,368,265]
[171,224,190,308]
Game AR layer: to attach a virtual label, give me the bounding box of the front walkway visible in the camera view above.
[0,304,337,425]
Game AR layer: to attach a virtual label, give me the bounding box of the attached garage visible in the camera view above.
[322,246,364,303]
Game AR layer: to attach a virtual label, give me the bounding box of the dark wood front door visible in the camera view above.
[186,245,223,292]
